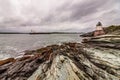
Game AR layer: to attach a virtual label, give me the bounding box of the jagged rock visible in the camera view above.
[82,35,120,49]
[0,58,15,66]
[0,43,119,80]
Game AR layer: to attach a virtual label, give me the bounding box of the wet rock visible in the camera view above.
[0,58,15,66]
[83,35,120,49]
[0,43,119,80]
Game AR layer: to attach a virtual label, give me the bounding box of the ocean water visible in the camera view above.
[0,34,82,60]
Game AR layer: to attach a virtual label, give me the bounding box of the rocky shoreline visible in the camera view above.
[82,35,120,49]
[0,38,119,80]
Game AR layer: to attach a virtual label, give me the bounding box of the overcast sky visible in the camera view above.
[0,0,120,32]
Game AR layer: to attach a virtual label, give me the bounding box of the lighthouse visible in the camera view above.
[94,22,105,36]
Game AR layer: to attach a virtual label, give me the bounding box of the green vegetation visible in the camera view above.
[104,25,120,35]
[81,25,120,37]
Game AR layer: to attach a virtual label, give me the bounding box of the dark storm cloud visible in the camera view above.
[59,0,108,21]
[0,0,119,32]
[68,0,108,21]
[40,0,117,24]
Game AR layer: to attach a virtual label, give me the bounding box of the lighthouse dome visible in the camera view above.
[96,22,103,30]
[96,22,102,26]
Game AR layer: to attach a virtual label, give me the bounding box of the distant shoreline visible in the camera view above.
[0,32,83,34]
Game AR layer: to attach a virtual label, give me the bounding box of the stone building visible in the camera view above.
[94,22,105,36]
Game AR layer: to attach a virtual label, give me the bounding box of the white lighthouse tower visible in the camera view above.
[94,22,105,36]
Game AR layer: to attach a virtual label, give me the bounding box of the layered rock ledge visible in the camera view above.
[0,42,119,80]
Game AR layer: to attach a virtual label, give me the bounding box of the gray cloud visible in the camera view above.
[62,0,108,21]
[0,0,119,32]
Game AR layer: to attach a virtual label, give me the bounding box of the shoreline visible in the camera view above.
[0,37,119,80]
[0,32,82,34]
